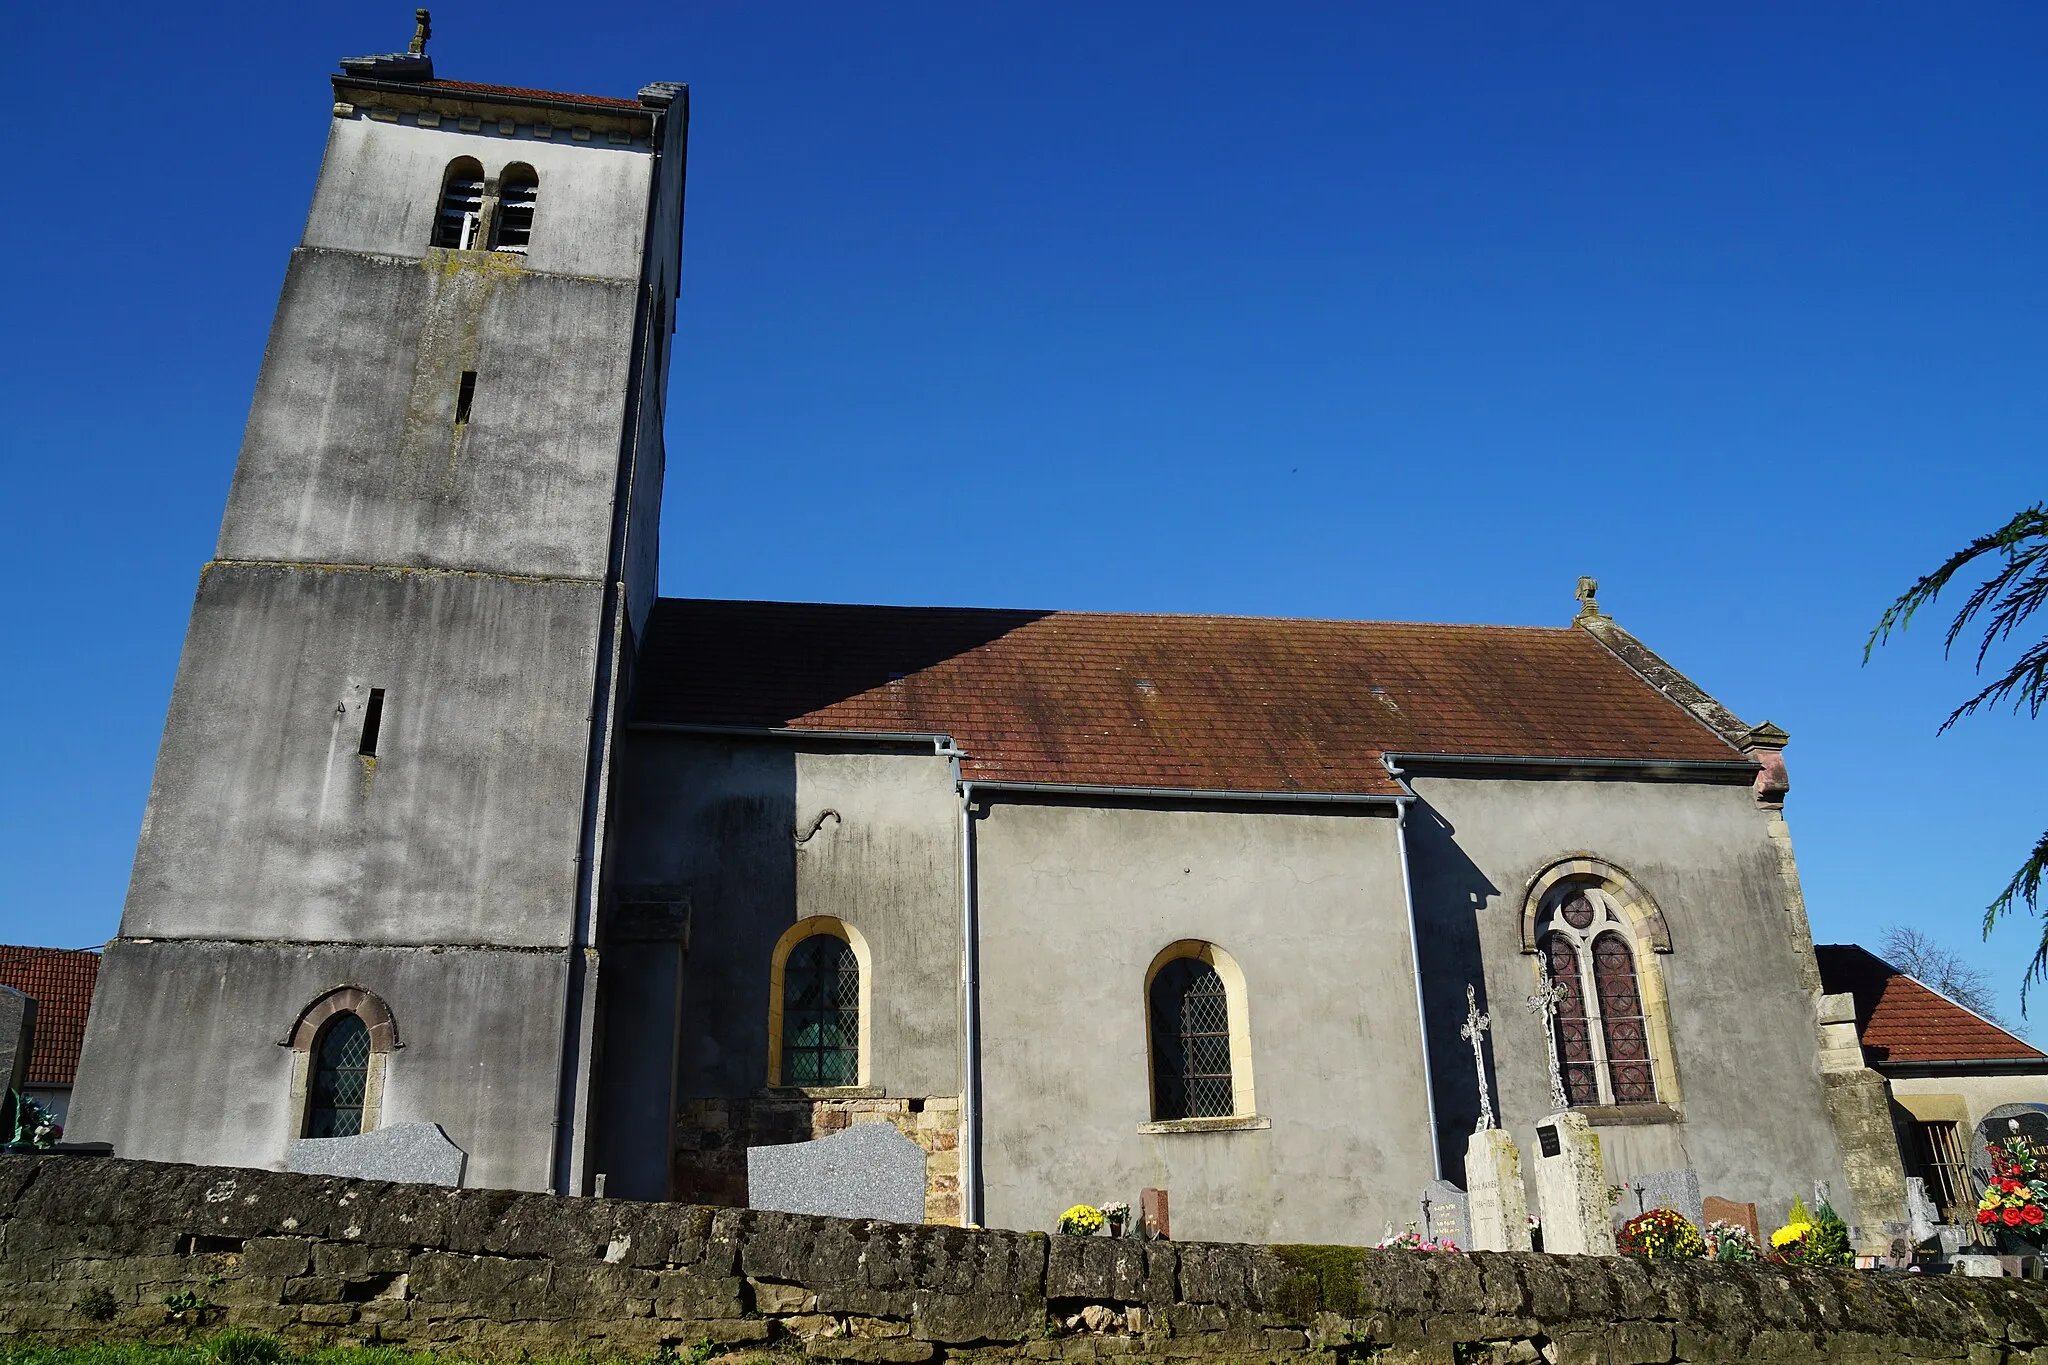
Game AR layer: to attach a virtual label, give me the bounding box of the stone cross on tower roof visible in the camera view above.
[409,9,432,55]
[1460,984,1495,1132]
[1573,576,1603,622]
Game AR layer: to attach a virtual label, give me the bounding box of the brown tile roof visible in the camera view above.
[0,946,100,1088]
[420,79,645,111]
[633,600,1749,796]
[1816,943,2044,1066]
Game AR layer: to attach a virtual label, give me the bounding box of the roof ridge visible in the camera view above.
[654,596,1587,633]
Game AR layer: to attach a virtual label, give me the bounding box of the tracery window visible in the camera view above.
[1149,955,1235,1120]
[306,1013,371,1137]
[780,934,860,1087]
[432,158,486,249]
[1539,889,1657,1106]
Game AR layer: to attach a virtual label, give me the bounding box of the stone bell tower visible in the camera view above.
[69,20,687,1195]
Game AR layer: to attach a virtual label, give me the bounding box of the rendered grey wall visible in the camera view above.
[1403,773,1851,1230]
[972,799,1433,1246]
[120,564,600,948]
[69,940,566,1192]
[305,118,653,281]
[608,737,962,1101]
[217,250,636,580]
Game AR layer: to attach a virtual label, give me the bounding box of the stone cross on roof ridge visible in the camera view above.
[409,9,432,56]
[1574,576,1603,622]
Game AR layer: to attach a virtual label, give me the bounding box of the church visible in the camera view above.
[69,30,1906,1249]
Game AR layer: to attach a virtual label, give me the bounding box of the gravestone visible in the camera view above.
[1423,1178,1470,1248]
[1972,1105,2048,1185]
[1702,1195,1760,1245]
[1141,1187,1170,1240]
[1903,1177,1940,1247]
[748,1120,926,1224]
[1623,1168,1703,1232]
[1530,1111,1617,1256]
[0,988,35,1145]
[1955,1254,2006,1277]
[1465,1128,1532,1251]
[286,1122,467,1187]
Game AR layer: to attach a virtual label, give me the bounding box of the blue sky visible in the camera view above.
[4,4,2043,1019]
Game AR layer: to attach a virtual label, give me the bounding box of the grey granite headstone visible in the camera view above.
[1620,1168,1703,1232]
[1423,1179,1470,1248]
[748,1121,927,1224]
[286,1122,466,1187]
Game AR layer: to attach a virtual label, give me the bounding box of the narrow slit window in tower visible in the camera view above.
[359,688,385,757]
[455,371,476,426]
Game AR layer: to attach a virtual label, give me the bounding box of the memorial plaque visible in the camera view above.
[1972,1105,2048,1184]
[1537,1123,1561,1158]
[748,1121,927,1225]
[1423,1178,1470,1248]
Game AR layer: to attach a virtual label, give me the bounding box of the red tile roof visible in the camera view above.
[0,946,100,1088]
[634,600,1749,795]
[1816,944,2044,1066]
[420,79,645,111]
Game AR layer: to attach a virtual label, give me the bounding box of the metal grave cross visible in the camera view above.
[1526,963,1571,1113]
[1460,984,1496,1132]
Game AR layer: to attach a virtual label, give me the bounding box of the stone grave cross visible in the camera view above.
[1526,966,1571,1113]
[1460,984,1495,1131]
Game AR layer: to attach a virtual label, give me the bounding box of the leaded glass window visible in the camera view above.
[781,935,859,1087]
[307,1013,370,1138]
[1150,956,1235,1120]
[1537,889,1659,1107]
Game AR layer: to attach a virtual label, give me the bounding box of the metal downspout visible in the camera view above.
[955,768,983,1227]
[1384,756,1441,1180]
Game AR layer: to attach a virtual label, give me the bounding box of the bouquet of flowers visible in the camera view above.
[8,1094,60,1148]
[1101,1200,1131,1236]
[1375,1228,1459,1252]
[1768,1195,1815,1262]
[1058,1204,1106,1237]
[1617,1208,1705,1260]
[1704,1219,1759,1262]
[1978,1132,2048,1241]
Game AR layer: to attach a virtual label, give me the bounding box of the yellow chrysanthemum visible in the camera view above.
[1058,1204,1106,1236]
[1770,1221,1813,1248]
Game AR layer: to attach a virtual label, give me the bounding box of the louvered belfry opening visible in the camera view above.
[1151,955,1234,1120]
[493,165,538,253]
[781,935,859,1086]
[432,159,486,248]
[307,1013,370,1137]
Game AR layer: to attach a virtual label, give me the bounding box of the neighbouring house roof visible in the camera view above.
[633,599,1752,797]
[0,945,100,1088]
[1816,943,2044,1067]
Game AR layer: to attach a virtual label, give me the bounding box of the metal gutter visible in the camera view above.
[1874,1058,2048,1077]
[964,780,1404,806]
[1381,756,1442,1180]
[628,721,960,752]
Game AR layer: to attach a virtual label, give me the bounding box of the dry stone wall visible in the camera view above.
[7,1156,2048,1364]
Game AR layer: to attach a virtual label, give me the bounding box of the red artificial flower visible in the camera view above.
[2006,1208,2025,1227]
[1981,1210,1999,1224]
[2025,1206,2045,1227]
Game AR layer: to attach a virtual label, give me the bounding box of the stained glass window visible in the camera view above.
[1537,887,1659,1107]
[781,935,859,1087]
[307,1013,370,1138]
[1150,956,1234,1120]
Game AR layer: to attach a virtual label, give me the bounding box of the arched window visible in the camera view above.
[432,158,485,249]
[307,1013,371,1137]
[780,933,860,1086]
[1538,888,1659,1106]
[1151,958,1231,1118]
[284,985,399,1139]
[1145,941,1256,1123]
[492,164,538,253]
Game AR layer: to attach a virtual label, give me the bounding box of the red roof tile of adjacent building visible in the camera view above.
[420,79,645,111]
[1816,943,2045,1066]
[634,600,1750,796]
[0,946,100,1088]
